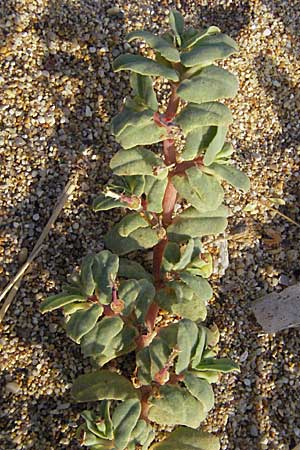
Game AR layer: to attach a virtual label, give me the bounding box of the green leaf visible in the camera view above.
[144,176,168,213]
[131,420,155,449]
[169,9,184,46]
[72,370,138,402]
[111,108,153,137]
[167,205,229,241]
[92,251,119,305]
[130,73,158,110]
[182,26,221,49]
[118,258,153,282]
[215,141,234,160]
[208,163,250,192]
[118,213,150,237]
[78,425,111,446]
[181,32,238,67]
[181,125,227,162]
[191,326,207,368]
[81,406,113,440]
[112,399,141,450]
[124,175,146,196]
[66,304,103,344]
[80,255,96,296]
[178,65,238,104]
[176,102,232,135]
[190,370,220,384]
[113,54,179,81]
[150,426,220,450]
[110,148,164,176]
[172,239,194,271]
[157,284,207,321]
[127,30,180,63]
[63,302,90,315]
[81,316,137,365]
[118,278,155,321]
[40,293,87,313]
[148,385,207,428]
[179,271,213,302]
[203,127,228,165]
[136,322,180,384]
[116,121,168,149]
[105,223,159,256]
[184,372,214,412]
[175,319,199,374]
[194,357,240,373]
[172,167,224,212]
[186,252,213,278]
[162,241,181,271]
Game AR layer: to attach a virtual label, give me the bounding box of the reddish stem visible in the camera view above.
[147,86,180,331]
[165,84,180,122]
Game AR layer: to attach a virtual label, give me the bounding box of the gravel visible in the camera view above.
[0,0,299,449]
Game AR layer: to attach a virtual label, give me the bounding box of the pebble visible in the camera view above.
[107,6,121,16]
[5,381,21,394]
[32,213,40,221]
[14,137,26,147]
[250,425,259,437]
[279,274,290,286]
[263,29,272,37]
[18,247,29,264]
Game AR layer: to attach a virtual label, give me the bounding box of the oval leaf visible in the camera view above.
[181,32,238,67]
[208,163,250,192]
[130,73,158,110]
[110,148,164,176]
[176,102,232,134]
[150,426,220,450]
[127,30,180,62]
[148,385,207,428]
[66,304,103,344]
[178,65,238,104]
[112,399,141,450]
[40,293,87,313]
[72,370,138,402]
[113,54,179,81]
[167,205,229,241]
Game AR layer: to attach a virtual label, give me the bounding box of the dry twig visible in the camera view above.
[0,174,78,323]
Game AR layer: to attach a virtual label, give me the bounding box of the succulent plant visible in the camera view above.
[41,9,248,449]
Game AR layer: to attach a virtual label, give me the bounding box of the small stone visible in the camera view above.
[89,46,97,53]
[85,105,92,117]
[18,247,28,264]
[49,323,58,333]
[263,29,272,37]
[250,425,259,437]
[72,222,80,230]
[107,6,120,16]
[14,137,26,147]
[6,381,21,394]
[279,274,290,286]
[33,213,40,221]
[57,402,70,410]
[252,283,300,332]
[240,350,249,362]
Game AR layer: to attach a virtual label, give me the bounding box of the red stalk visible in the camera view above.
[146,85,180,333]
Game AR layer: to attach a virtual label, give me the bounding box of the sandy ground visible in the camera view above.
[0,0,300,449]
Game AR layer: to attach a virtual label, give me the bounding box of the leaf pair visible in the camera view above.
[162,239,213,278]
[111,105,167,149]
